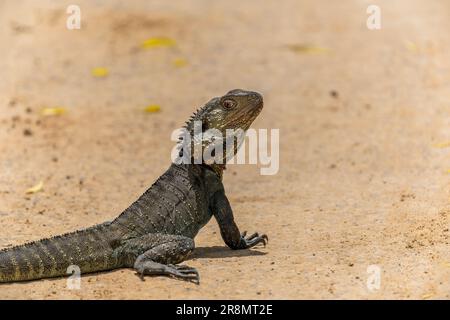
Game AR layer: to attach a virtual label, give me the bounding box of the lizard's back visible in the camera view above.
[112,163,217,239]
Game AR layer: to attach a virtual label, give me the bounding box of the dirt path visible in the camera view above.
[1,0,450,299]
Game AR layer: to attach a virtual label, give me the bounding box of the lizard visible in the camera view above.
[0,89,267,284]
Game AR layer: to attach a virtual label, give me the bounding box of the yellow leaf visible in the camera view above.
[92,67,109,77]
[446,169,450,174]
[144,105,161,113]
[422,293,433,300]
[173,58,188,68]
[433,141,450,148]
[404,40,419,52]
[287,44,330,54]
[41,107,66,116]
[26,181,44,194]
[142,37,176,49]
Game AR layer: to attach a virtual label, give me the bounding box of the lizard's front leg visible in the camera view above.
[211,191,268,250]
[114,233,199,284]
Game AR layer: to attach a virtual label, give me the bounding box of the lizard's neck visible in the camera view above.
[206,163,225,180]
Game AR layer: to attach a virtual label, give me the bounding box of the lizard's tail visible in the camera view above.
[0,224,116,283]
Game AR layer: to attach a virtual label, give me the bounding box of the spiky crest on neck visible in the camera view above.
[177,99,225,178]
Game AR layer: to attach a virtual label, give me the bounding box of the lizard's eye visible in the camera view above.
[222,99,236,110]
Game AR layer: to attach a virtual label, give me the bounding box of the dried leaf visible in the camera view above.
[26,181,44,194]
[142,37,176,49]
[404,40,419,53]
[92,67,109,77]
[433,141,450,148]
[422,293,433,300]
[144,105,161,113]
[173,58,188,68]
[287,44,330,54]
[405,41,440,55]
[41,107,66,116]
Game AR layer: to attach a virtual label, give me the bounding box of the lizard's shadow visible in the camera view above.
[189,246,266,259]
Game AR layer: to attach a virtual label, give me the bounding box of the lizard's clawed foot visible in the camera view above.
[167,264,200,285]
[135,261,200,285]
[240,231,268,249]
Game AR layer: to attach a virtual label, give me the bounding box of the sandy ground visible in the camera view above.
[1,0,450,299]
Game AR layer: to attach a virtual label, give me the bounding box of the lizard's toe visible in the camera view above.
[166,264,200,284]
[243,233,268,248]
[247,232,259,241]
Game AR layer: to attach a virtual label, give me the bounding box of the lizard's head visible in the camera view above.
[179,89,263,175]
[202,89,263,132]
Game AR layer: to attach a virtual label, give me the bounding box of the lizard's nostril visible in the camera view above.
[249,93,263,105]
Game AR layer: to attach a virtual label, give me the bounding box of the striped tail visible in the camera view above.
[0,224,118,283]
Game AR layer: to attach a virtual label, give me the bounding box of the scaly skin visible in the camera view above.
[0,89,267,284]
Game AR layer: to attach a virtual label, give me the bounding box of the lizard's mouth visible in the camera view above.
[253,100,263,116]
[247,99,264,122]
[225,107,262,131]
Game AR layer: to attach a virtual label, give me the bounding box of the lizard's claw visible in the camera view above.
[135,262,200,285]
[168,264,200,285]
[240,231,268,249]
